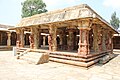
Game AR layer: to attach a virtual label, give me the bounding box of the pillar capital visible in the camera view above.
[67,26,76,32]
[16,28,21,34]
[78,20,90,26]
[7,32,11,36]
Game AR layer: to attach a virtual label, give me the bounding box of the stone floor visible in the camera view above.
[0,51,120,80]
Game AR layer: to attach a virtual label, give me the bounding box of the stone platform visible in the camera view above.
[16,48,113,67]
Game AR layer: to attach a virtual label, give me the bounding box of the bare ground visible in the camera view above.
[0,51,120,80]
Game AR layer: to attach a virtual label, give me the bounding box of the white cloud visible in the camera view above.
[103,0,120,9]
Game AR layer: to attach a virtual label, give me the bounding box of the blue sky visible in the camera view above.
[0,0,120,26]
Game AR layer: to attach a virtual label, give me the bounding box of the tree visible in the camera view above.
[110,12,120,30]
[21,0,47,18]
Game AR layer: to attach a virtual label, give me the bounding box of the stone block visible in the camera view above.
[99,53,114,64]
[37,53,49,64]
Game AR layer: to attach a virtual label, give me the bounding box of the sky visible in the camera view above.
[0,0,120,26]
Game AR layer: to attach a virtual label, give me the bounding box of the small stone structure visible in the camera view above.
[9,4,118,67]
[113,33,120,49]
[0,24,15,49]
[16,48,49,64]
[20,52,49,65]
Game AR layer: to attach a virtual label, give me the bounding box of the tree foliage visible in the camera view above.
[21,0,47,18]
[110,12,120,30]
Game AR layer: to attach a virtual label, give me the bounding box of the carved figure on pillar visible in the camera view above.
[105,33,109,51]
[98,30,102,52]
[48,34,52,51]
[16,40,21,48]
[108,32,112,50]
[78,29,90,55]
[29,35,34,49]
[16,33,21,48]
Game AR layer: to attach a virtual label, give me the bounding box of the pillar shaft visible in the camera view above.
[107,31,113,50]
[49,26,57,51]
[62,30,67,50]
[16,29,24,48]
[98,28,102,52]
[31,27,40,49]
[67,30,74,50]
[59,34,63,45]
[43,36,46,46]
[20,29,24,48]
[7,32,11,47]
[78,29,90,55]
[93,25,99,52]
[102,29,107,51]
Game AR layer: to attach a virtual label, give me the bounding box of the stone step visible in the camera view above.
[50,51,107,59]
[50,53,106,62]
[50,52,83,58]
[22,52,46,59]
[20,55,42,64]
[16,48,29,55]
[19,52,49,64]
[17,50,25,52]
[99,54,115,64]
[49,57,99,67]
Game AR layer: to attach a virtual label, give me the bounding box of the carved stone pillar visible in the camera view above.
[20,29,24,48]
[107,31,113,51]
[7,32,11,47]
[77,21,91,55]
[49,26,57,51]
[43,36,46,47]
[30,27,40,49]
[102,29,107,51]
[98,28,102,52]
[39,31,42,48]
[59,34,62,46]
[105,30,108,51]
[111,35,113,53]
[78,28,90,55]
[16,29,21,48]
[67,30,74,50]
[73,32,77,50]
[93,25,99,52]
[62,30,67,50]
[58,34,62,50]
[48,35,52,51]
